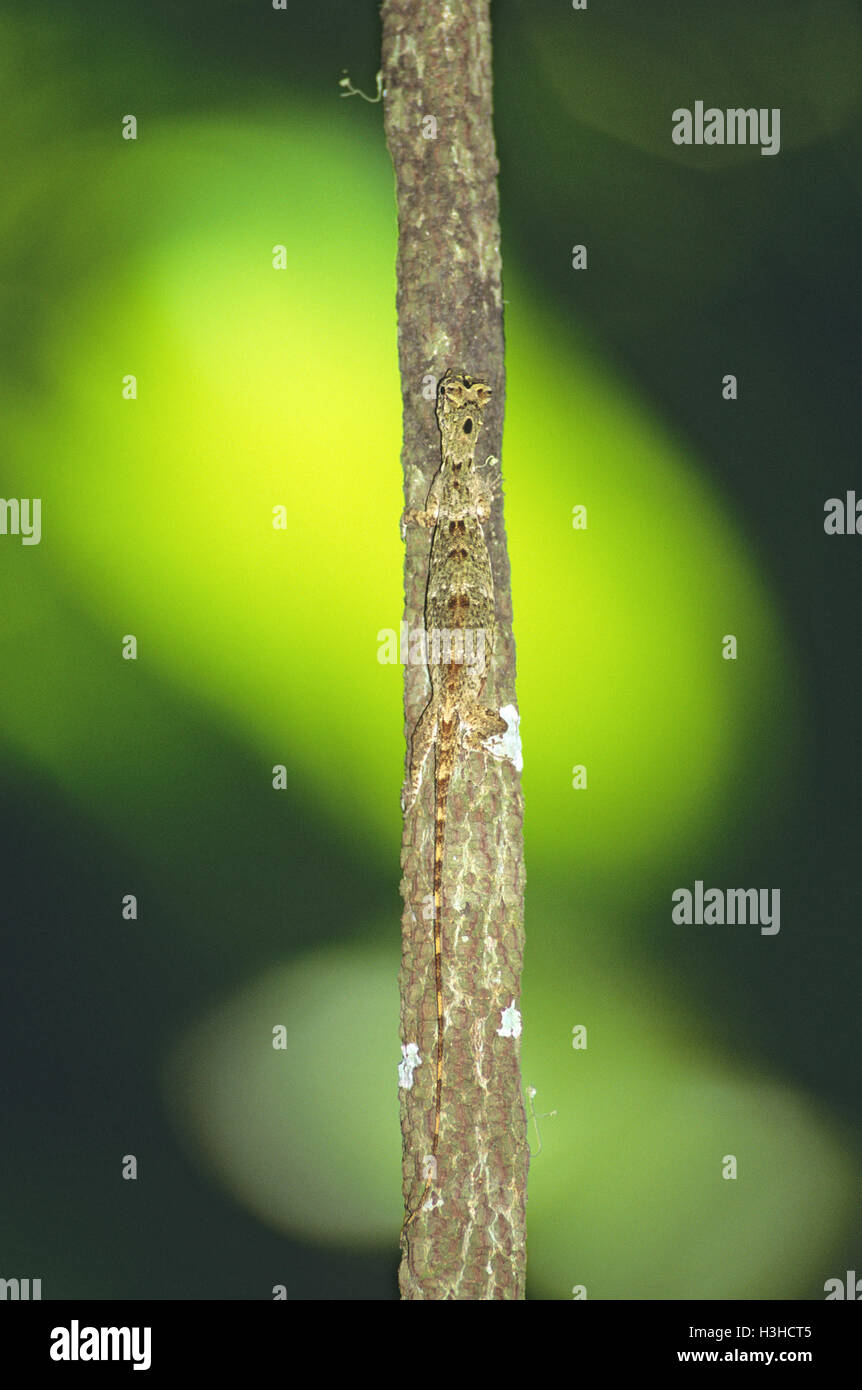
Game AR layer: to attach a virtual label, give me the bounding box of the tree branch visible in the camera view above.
[382,0,528,1301]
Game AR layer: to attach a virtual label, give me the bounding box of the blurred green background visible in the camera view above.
[1,0,860,1299]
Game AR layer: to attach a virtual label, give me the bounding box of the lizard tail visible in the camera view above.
[403,715,455,1233]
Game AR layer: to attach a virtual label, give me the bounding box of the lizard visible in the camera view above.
[400,369,509,1232]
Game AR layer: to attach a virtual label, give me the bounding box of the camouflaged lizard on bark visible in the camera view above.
[400,369,509,1231]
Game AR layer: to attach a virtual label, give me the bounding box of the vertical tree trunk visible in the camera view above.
[382,0,528,1300]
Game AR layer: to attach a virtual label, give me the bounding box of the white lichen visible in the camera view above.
[485,704,523,772]
[497,999,522,1039]
[398,1042,422,1089]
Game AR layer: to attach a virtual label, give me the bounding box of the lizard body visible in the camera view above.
[401,370,508,1231]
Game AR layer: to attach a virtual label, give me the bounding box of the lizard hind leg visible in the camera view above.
[402,696,439,813]
[459,701,509,753]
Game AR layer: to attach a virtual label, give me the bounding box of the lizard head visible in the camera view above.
[437,371,493,462]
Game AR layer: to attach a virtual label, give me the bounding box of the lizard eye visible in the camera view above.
[462,418,473,434]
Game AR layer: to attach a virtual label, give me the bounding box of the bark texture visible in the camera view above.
[382,0,528,1301]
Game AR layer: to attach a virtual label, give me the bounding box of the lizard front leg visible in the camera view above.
[401,471,442,538]
[401,504,437,534]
